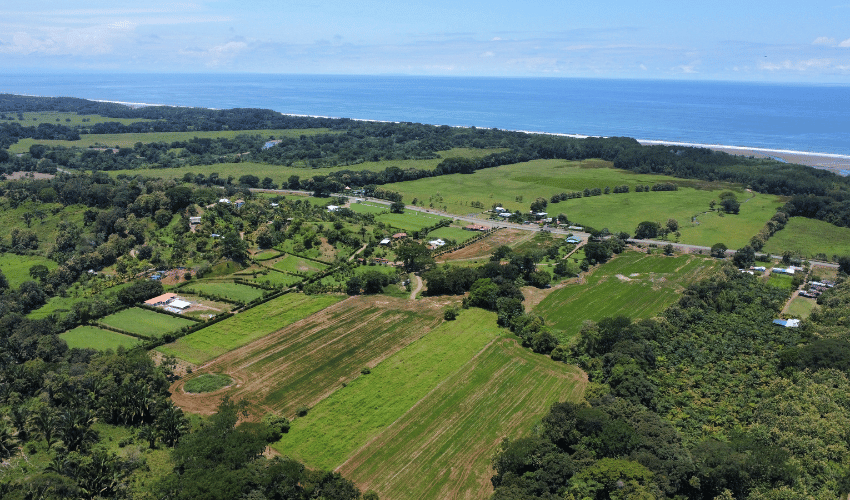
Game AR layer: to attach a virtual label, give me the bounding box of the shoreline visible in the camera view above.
[30,97,850,175]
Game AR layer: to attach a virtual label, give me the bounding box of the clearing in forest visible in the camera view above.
[99,307,195,338]
[337,336,586,500]
[60,326,141,351]
[535,251,720,341]
[169,295,450,418]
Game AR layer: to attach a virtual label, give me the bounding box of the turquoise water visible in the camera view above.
[1,73,848,155]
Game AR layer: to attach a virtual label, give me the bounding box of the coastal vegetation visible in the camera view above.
[1,94,849,499]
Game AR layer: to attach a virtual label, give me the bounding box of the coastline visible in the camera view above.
[33,97,850,176]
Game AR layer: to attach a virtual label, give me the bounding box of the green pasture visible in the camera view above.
[105,147,501,185]
[240,269,301,287]
[383,159,785,248]
[0,202,88,252]
[763,217,850,260]
[60,326,141,351]
[348,201,390,214]
[273,255,329,275]
[2,111,153,127]
[786,295,816,319]
[99,307,195,338]
[183,281,265,302]
[426,225,477,243]
[0,253,58,288]
[9,128,334,154]
[338,337,585,500]
[375,211,450,232]
[156,293,343,364]
[768,272,797,290]
[274,308,501,469]
[253,249,282,261]
[183,373,233,393]
[535,251,721,341]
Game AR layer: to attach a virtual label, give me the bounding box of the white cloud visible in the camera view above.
[480,51,495,57]
[839,38,850,47]
[0,21,133,55]
[760,58,834,71]
[813,36,837,45]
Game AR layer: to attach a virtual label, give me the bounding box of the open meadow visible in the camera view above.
[170,295,451,419]
[59,325,141,351]
[763,217,850,260]
[156,293,343,365]
[383,159,786,248]
[98,307,196,338]
[180,281,266,302]
[535,251,721,341]
[0,253,58,288]
[337,336,586,500]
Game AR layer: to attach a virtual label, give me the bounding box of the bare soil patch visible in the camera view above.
[437,229,527,262]
[5,171,55,180]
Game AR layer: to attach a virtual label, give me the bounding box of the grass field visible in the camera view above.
[183,281,265,302]
[106,147,501,185]
[348,201,390,214]
[60,326,141,351]
[763,217,850,260]
[99,308,196,338]
[9,128,335,153]
[184,373,233,393]
[535,251,721,341]
[426,225,477,243]
[156,293,344,364]
[274,308,502,469]
[272,255,329,275]
[375,211,451,232]
[169,296,449,419]
[0,253,58,288]
[383,160,785,248]
[768,272,797,289]
[786,295,816,319]
[337,337,586,500]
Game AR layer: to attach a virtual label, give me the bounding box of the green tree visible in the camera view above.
[710,242,728,258]
[395,241,434,272]
[390,201,405,213]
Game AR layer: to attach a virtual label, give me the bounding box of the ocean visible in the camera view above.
[1,73,848,157]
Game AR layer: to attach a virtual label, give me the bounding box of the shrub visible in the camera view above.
[296,405,309,417]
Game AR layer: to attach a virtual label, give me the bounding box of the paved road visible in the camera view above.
[251,189,839,269]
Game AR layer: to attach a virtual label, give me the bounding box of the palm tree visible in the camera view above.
[0,420,19,459]
[60,407,98,452]
[34,406,59,449]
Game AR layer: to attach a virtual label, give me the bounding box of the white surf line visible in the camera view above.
[636,139,850,161]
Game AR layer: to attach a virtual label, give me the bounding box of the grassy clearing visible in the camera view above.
[338,337,586,500]
[763,217,850,260]
[156,293,343,364]
[0,253,58,288]
[183,281,265,302]
[426,225,477,243]
[786,296,816,319]
[106,147,501,185]
[274,308,501,469]
[383,160,785,248]
[768,272,797,290]
[273,255,329,275]
[375,211,451,232]
[535,252,721,342]
[60,326,141,351]
[9,128,334,153]
[99,308,195,338]
[184,373,233,393]
[348,201,390,214]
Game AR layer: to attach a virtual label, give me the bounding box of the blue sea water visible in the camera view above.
[1,73,848,156]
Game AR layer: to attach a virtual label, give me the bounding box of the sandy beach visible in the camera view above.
[638,139,850,175]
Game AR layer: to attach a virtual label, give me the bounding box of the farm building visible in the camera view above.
[772,267,795,275]
[568,226,584,231]
[392,232,407,239]
[169,299,192,310]
[773,319,801,328]
[566,236,582,244]
[189,216,202,224]
[234,199,245,208]
[144,293,179,307]
[465,224,489,231]
[498,212,513,218]
[379,238,391,245]
[327,205,339,212]
[494,207,507,213]
[219,198,230,204]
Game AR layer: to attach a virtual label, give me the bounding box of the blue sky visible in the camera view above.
[2,1,849,82]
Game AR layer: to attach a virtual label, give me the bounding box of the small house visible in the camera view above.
[327,205,339,212]
[379,238,391,245]
[219,198,231,204]
[566,236,582,244]
[189,216,202,224]
[144,293,178,307]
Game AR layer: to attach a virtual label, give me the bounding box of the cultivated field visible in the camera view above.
[99,307,196,338]
[59,326,141,351]
[156,293,343,365]
[337,337,586,500]
[275,308,502,469]
[180,281,266,302]
[763,217,850,260]
[535,251,721,341]
[272,255,329,275]
[375,211,451,232]
[170,295,451,418]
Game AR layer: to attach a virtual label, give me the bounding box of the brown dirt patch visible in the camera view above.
[437,228,527,262]
[5,171,55,180]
